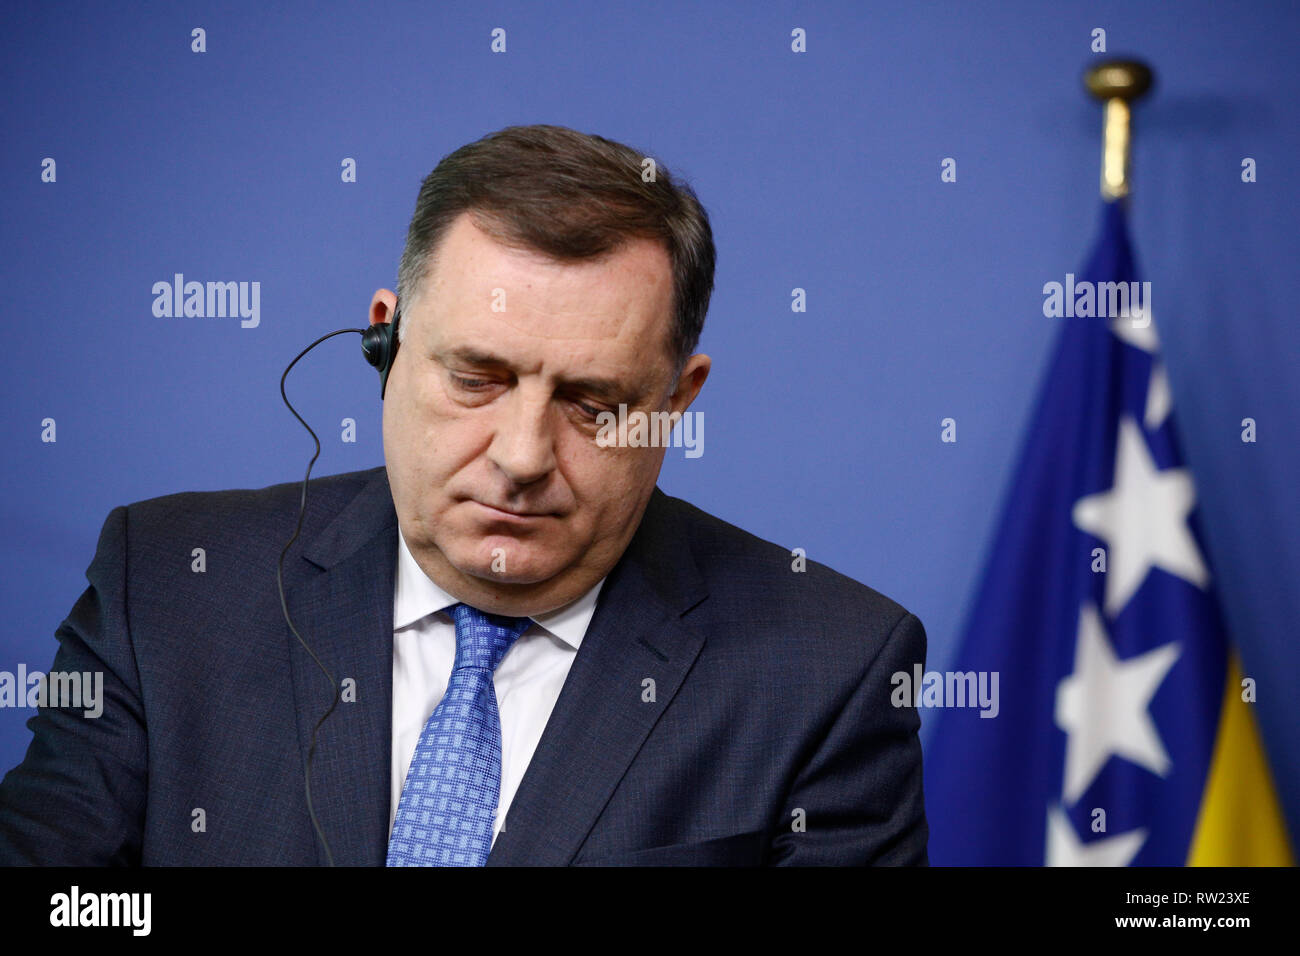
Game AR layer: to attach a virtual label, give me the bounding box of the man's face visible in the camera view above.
[373,211,709,616]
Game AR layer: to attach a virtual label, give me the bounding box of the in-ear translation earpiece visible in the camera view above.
[360,303,402,400]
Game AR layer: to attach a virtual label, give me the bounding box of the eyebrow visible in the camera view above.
[436,346,648,404]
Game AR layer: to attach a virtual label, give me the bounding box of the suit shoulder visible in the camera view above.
[657,491,916,634]
[116,466,386,547]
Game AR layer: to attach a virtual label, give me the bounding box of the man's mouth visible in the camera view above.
[470,500,555,521]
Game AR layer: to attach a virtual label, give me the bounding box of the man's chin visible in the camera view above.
[449,547,574,588]
[458,565,557,587]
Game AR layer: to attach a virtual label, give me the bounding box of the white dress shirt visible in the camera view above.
[390,527,605,849]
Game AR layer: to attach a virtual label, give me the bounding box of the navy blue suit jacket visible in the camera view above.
[0,466,928,865]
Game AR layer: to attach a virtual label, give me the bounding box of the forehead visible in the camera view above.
[416,213,675,368]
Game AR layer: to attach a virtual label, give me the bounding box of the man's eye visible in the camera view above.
[451,374,494,390]
[566,394,614,420]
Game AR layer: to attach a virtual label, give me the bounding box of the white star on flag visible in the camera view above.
[1045,805,1147,866]
[1072,415,1209,617]
[1109,310,1172,430]
[1055,602,1181,803]
[1143,362,1172,430]
[1109,306,1159,354]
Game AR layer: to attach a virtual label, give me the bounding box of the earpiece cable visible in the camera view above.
[277,327,367,868]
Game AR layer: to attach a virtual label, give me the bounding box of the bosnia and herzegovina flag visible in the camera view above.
[925,199,1293,865]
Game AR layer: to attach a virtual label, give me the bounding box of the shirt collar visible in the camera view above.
[393,526,603,651]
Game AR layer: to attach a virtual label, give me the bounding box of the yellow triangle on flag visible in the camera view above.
[1188,651,1295,865]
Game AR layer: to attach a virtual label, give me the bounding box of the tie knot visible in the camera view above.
[449,603,531,672]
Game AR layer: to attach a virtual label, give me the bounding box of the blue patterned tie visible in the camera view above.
[387,603,531,866]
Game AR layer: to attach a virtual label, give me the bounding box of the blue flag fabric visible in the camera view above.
[925,201,1230,865]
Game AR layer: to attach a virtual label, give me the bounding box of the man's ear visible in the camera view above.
[369,289,398,327]
[670,353,711,415]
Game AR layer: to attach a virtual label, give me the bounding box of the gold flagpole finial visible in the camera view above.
[1084,59,1154,200]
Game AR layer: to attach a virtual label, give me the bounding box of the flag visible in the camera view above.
[925,200,1294,865]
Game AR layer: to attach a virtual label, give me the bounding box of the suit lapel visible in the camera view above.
[284,468,397,866]
[487,488,709,865]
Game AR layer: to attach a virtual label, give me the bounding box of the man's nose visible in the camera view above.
[487,386,557,486]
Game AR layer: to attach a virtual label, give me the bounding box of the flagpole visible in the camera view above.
[1084,60,1154,200]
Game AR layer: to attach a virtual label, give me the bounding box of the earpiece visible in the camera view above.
[360,303,402,400]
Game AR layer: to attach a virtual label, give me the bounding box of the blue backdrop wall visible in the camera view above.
[2,1,1297,844]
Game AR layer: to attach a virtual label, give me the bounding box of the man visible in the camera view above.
[0,124,928,865]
